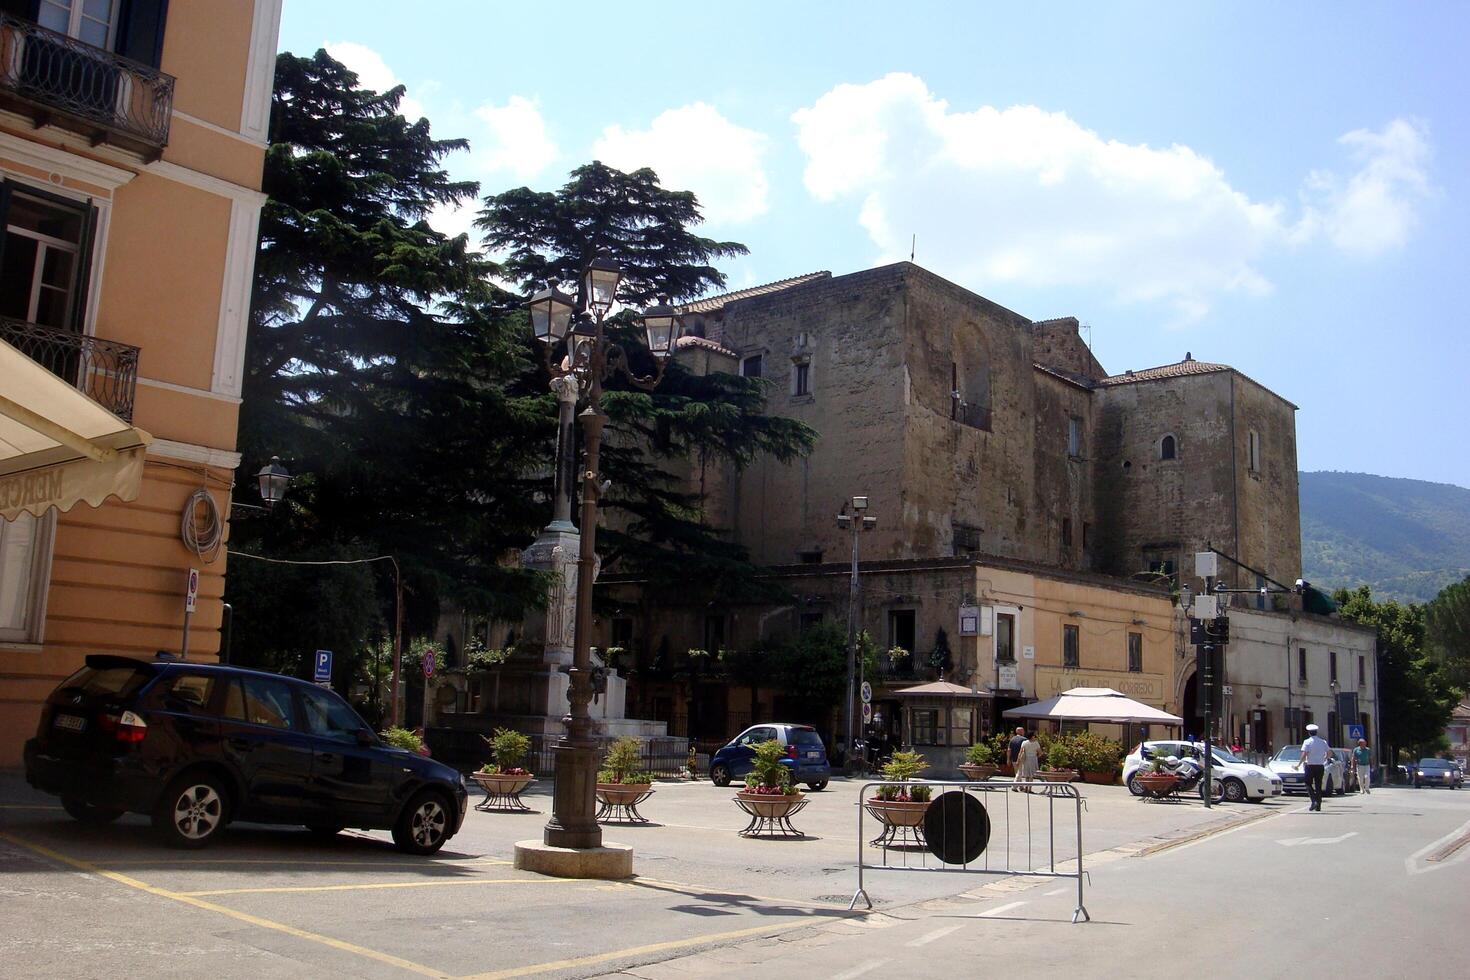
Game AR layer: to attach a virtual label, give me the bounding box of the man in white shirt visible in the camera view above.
[1296,724,1333,811]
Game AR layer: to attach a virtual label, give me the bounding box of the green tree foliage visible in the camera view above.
[230,50,550,675]
[1334,586,1461,756]
[1425,575,1470,691]
[477,163,816,602]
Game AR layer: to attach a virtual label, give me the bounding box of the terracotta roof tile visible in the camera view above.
[674,335,737,358]
[677,272,831,315]
[1032,362,1095,390]
[1097,356,1231,386]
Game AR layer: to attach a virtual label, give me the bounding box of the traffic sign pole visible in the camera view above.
[181,568,200,661]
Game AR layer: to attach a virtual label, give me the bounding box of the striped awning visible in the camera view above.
[0,335,150,521]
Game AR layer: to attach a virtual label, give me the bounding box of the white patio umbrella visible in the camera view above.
[1002,687,1183,726]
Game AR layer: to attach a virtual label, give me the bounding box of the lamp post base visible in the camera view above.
[543,735,603,849]
[513,839,633,879]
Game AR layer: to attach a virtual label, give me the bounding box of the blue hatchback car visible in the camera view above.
[709,723,831,790]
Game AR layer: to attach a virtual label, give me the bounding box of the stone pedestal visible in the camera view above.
[513,839,633,879]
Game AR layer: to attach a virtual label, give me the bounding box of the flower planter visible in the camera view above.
[1037,769,1079,782]
[596,782,652,805]
[1081,770,1118,785]
[864,797,931,827]
[1134,772,1179,797]
[734,790,804,819]
[470,771,536,812]
[958,763,1000,781]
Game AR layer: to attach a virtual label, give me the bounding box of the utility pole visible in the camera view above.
[838,496,876,772]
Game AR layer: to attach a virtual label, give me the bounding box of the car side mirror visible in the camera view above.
[356,728,377,747]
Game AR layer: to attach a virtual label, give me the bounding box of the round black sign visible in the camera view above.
[923,791,990,865]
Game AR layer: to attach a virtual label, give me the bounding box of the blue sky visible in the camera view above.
[279,1,1470,488]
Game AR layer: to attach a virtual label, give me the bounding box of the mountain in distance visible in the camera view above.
[1300,471,1470,604]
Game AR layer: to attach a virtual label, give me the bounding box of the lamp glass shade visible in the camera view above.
[527,287,574,342]
[257,456,290,507]
[584,256,622,314]
[638,301,680,357]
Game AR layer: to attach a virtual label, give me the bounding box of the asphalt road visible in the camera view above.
[3,774,1457,979]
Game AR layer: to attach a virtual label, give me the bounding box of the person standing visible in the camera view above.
[1007,726,1026,771]
[1353,738,1372,794]
[1296,723,1332,811]
[1015,730,1041,788]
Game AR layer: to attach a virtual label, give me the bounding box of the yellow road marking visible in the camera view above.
[632,875,860,913]
[104,856,513,867]
[179,877,581,897]
[0,831,448,978]
[458,919,809,980]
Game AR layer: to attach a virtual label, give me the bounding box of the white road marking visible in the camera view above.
[1043,887,1067,896]
[907,924,964,946]
[1406,815,1470,875]
[978,900,1029,918]
[1276,832,1359,847]
[830,959,892,979]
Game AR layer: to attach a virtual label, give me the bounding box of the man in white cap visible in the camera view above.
[1296,723,1332,811]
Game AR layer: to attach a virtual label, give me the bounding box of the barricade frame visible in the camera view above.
[851,779,1090,923]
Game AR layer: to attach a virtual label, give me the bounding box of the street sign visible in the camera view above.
[185,568,199,613]
[958,605,979,636]
[423,648,436,678]
[860,680,872,704]
[1347,724,1366,741]
[313,649,332,683]
[861,703,872,724]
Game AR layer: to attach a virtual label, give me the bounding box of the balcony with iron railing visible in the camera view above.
[1,316,139,421]
[0,12,174,159]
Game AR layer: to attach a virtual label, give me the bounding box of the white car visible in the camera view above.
[1124,740,1283,803]
[1267,745,1345,797]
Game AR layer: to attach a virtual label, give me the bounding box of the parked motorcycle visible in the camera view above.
[1140,748,1225,802]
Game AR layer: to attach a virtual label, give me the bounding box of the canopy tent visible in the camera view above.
[890,680,990,761]
[1002,687,1183,726]
[1,336,150,522]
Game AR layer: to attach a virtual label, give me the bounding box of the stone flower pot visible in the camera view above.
[958,763,1000,781]
[1081,770,1118,785]
[472,771,535,796]
[596,782,652,805]
[1037,769,1079,782]
[864,797,931,828]
[734,790,804,818]
[1134,772,1179,795]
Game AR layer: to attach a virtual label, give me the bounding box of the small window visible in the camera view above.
[797,549,823,564]
[912,709,940,746]
[1128,632,1143,672]
[703,614,726,654]
[1329,651,1338,683]
[952,522,981,555]
[1298,648,1308,683]
[741,354,763,379]
[1248,430,1261,472]
[949,706,973,747]
[1358,655,1365,686]
[888,609,916,655]
[995,613,1016,663]
[799,611,824,631]
[1062,518,1073,548]
[1082,522,1091,551]
[1160,434,1176,460]
[226,677,296,730]
[1067,417,1081,457]
[1063,624,1080,668]
[0,512,55,644]
[793,359,811,397]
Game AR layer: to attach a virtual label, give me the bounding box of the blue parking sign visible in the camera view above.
[314,649,333,683]
[1347,724,1366,741]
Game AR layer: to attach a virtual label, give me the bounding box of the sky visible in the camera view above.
[277,1,1470,488]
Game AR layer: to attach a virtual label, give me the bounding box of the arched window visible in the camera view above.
[1160,434,1177,460]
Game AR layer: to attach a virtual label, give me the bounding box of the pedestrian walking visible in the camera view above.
[1014,730,1040,789]
[1007,726,1026,770]
[1296,723,1332,811]
[1353,738,1372,794]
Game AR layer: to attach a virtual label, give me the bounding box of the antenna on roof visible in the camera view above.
[1082,322,1093,351]
[910,234,916,262]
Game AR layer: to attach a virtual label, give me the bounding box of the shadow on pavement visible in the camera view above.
[627,876,864,920]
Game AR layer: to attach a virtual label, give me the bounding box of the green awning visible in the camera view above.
[1303,585,1338,616]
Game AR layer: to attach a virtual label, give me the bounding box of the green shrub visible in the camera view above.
[381,726,422,753]
[909,783,933,803]
[598,736,648,784]
[881,750,929,782]
[965,742,996,765]
[744,739,794,793]
[1069,731,1124,772]
[1044,739,1074,770]
[482,727,531,774]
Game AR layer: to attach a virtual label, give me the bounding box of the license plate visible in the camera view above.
[53,714,86,733]
[806,751,821,759]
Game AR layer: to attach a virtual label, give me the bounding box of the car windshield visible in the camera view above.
[55,664,153,700]
[1205,746,1243,764]
[1418,759,1451,769]
[1274,746,1302,762]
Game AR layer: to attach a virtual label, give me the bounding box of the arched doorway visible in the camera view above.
[1180,672,1203,741]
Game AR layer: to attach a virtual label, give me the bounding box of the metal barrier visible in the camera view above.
[851,779,1090,923]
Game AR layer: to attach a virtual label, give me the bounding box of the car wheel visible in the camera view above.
[1222,779,1247,803]
[1125,773,1144,797]
[306,824,345,837]
[153,773,228,849]
[806,780,828,791]
[392,790,452,855]
[61,797,124,825]
[710,764,732,787]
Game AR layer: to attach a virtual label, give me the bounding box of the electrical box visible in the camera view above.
[1195,551,1219,578]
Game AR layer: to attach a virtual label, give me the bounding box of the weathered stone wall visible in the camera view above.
[1231,374,1303,586]
[1092,371,1239,589]
[1031,317,1106,381]
[1033,370,1097,570]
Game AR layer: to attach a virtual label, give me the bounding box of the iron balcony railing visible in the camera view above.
[0,12,174,157]
[1,316,140,421]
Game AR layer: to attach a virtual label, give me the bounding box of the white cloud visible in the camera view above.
[325,40,425,120]
[471,96,558,180]
[1299,119,1433,256]
[427,200,479,242]
[792,74,1432,320]
[593,103,770,225]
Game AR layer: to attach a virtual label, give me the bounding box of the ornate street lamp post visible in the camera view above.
[838,496,877,772]
[523,255,681,854]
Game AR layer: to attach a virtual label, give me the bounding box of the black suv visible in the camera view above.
[24,655,467,853]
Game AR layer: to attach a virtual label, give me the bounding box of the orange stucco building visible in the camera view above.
[0,0,282,765]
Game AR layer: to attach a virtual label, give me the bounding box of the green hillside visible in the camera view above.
[1300,471,1470,604]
